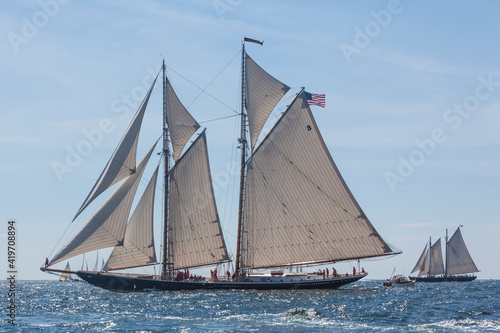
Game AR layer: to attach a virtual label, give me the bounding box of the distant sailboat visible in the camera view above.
[410,226,478,282]
[42,38,400,291]
[59,263,73,282]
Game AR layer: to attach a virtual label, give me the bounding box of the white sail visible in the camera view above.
[168,130,230,269]
[446,227,479,275]
[165,78,200,161]
[242,92,394,269]
[104,166,159,271]
[411,244,428,274]
[429,238,445,275]
[73,79,157,220]
[245,54,290,150]
[49,143,157,266]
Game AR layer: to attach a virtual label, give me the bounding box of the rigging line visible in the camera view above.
[199,113,239,124]
[165,59,240,115]
[186,49,241,109]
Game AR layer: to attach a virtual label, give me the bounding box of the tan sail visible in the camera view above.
[103,166,159,271]
[446,227,479,275]
[418,251,430,276]
[49,143,157,266]
[168,130,230,269]
[411,244,428,274]
[73,79,157,220]
[242,92,394,269]
[165,78,200,161]
[429,238,445,276]
[245,54,290,150]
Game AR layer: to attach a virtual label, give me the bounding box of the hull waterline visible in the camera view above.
[77,271,367,292]
[410,276,477,282]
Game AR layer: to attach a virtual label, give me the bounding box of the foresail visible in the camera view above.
[411,244,428,274]
[165,78,200,161]
[242,92,394,270]
[446,227,479,275]
[168,130,230,269]
[73,79,157,221]
[429,238,444,276]
[49,143,157,266]
[245,54,290,150]
[104,166,159,271]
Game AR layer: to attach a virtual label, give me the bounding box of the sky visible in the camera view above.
[0,0,499,281]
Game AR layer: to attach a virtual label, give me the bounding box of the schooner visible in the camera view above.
[42,38,399,291]
[410,226,479,282]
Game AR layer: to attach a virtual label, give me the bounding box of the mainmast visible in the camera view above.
[235,37,263,275]
[444,228,448,276]
[162,59,171,279]
[428,236,431,278]
[235,41,247,275]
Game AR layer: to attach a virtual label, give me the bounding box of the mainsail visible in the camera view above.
[73,80,157,221]
[446,227,479,275]
[241,92,394,269]
[49,143,157,266]
[103,166,159,271]
[245,54,290,150]
[168,130,230,269]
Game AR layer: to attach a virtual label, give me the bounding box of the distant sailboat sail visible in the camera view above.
[411,244,427,275]
[429,238,444,276]
[446,227,478,275]
[59,262,73,282]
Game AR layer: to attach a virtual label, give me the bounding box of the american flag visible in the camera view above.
[305,91,325,108]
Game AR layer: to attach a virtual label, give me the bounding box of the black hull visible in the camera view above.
[77,271,366,292]
[410,275,477,282]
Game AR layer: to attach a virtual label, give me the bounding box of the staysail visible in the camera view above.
[73,79,157,220]
[245,54,290,150]
[49,143,157,266]
[165,78,200,161]
[103,166,159,271]
[446,227,479,275]
[411,244,428,274]
[168,130,230,269]
[242,92,395,269]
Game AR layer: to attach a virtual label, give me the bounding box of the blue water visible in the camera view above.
[2,279,499,332]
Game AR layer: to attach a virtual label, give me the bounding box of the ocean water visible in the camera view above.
[2,279,499,332]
